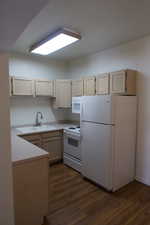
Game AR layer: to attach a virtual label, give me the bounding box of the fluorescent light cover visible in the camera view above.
[31,33,79,55]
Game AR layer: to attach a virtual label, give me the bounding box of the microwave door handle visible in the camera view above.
[64,132,80,140]
[81,102,84,119]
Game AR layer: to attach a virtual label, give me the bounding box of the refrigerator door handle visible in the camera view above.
[81,120,115,126]
[81,102,84,119]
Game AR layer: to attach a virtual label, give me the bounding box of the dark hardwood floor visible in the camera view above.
[45,163,150,225]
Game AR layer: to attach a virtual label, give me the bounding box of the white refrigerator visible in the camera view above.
[81,95,137,191]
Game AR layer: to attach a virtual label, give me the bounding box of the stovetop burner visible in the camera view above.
[64,126,80,135]
[68,126,80,130]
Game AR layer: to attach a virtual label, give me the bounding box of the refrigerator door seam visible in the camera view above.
[81,120,115,126]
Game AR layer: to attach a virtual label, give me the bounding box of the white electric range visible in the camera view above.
[63,126,81,172]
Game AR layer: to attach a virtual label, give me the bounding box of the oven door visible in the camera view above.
[64,132,81,159]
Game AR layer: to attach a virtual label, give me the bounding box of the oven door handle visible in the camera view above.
[64,132,80,141]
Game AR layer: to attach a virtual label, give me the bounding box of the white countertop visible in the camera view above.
[11,122,77,166]
[15,123,77,135]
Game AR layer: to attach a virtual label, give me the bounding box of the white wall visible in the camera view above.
[10,97,68,127]
[0,53,14,225]
[9,52,68,79]
[68,35,150,186]
[9,53,69,127]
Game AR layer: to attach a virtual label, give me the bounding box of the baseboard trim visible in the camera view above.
[135,176,150,186]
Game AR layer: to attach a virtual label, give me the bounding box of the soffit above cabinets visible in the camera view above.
[12,0,150,60]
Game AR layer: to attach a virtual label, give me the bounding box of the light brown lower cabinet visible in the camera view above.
[20,130,63,163]
[13,157,49,225]
[21,134,42,147]
[42,136,62,163]
[31,139,41,147]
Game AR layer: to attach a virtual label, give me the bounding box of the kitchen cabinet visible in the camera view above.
[41,131,63,163]
[83,76,96,96]
[110,70,136,95]
[13,157,49,225]
[12,77,34,96]
[52,80,56,98]
[35,79,53,96]
[21,134,41,147]
[30,139,42,148]
[9,76,12,96]
[72,79,83,96]
[20,130,63,163]
[42,136,62,163]
[96,73,110,95]
[55,79,71,108]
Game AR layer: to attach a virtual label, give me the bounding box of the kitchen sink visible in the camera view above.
[17,125,56,134]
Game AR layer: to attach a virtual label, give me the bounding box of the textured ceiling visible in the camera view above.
[12,0,150,60]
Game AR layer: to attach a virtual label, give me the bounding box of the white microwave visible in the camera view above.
[72,97,81,114]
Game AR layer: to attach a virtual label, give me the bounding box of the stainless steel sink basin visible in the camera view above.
[17,125,56,134]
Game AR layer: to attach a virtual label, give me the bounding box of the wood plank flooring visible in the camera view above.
[44,163,150,225]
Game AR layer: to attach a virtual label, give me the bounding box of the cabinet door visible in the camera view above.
[42,137,62,163]
[35,80,53,96]
[96,73,109,95]
[53,80,56,98]
[12,77,34,96]
[72,79,83,96]
[9,77,12,96]
[110,71,126,94]
[83,76,95,96]
[13,157,49,225]
[55,80,71,108]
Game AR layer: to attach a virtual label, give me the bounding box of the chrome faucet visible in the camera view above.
[35,112,44,126]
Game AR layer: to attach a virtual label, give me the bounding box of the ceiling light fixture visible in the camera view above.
[29,28,81,55]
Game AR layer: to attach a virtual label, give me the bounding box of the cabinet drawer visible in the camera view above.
[20,134,41,142]
[41,130,62,138]
[42,136,61,143]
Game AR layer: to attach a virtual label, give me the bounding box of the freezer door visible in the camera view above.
[81,95,114,125]
[81,121,113,190]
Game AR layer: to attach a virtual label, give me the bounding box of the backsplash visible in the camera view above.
[10,97,69,127]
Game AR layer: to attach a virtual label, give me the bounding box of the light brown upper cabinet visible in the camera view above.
[9,77,12,96]
[12,77,34,96]
[83,76,96,96]
[35,80,53,96]
[110,70,136,95]
[96,73,110,95]
[72,79,83,96]
[55,80,71,108]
